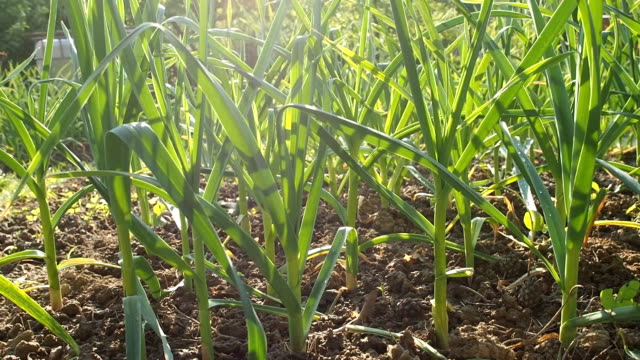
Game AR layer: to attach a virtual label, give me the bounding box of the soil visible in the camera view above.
[1,173,640,360]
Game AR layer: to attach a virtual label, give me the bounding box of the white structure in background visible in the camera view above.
[34,38,73,77]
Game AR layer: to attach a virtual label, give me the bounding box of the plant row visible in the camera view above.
[1,0,640,359]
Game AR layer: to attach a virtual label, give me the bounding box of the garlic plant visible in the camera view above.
[1,0,640,358]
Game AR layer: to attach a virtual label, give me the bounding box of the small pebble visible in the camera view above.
[48,346,64,360]
[42,334,60,347]
[9,330,33,349]
[388,343,416,360]
[14,340,40,360]
[7,323,24,338]
[61,302,82,317]
[580,329,610,352]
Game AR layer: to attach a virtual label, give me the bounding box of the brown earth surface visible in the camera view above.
[1,174,640,359]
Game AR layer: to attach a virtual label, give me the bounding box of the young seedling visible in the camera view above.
[523,210,545,272]
[600,280,640,310]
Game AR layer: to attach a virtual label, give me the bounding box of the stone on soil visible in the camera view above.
[14,340,39,360]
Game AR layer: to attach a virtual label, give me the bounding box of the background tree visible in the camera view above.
[0,0,50,65]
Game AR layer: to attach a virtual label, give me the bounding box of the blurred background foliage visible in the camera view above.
[0,0,456,166]
[0,0,455,65]
[0,0,51,64]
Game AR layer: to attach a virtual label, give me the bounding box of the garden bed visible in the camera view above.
[1,177,639,360]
